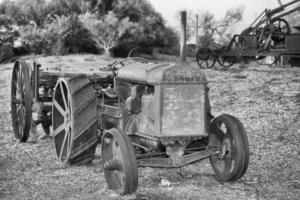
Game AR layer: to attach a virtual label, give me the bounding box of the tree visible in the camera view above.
[0,0,29,25]
[0,14,18,62]
[0,0,179,57]
[187,7,244,48]
[0,0,96,26]
[97,0,116,15]
[79,12,137,56]
[80,0,179,57]
[19,14,96,55]
[111,0,179,55]
[0,15,15,44]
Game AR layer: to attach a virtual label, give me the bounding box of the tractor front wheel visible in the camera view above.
[101,128,138,195]
[209,114,249,181]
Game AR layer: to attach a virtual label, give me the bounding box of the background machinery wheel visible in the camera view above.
[209,114,249,181]
[11,61,32,142]
[217,47,236,68]
[196,48,216,69]
[52,75,98,164]
[270,18,290,43]
[217,55,236,68]
[258,18,290,50]
[101,128,138,195]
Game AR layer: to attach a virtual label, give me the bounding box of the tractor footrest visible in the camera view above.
[137,148,217,168]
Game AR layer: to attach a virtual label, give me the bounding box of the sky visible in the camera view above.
[148,0,292,32]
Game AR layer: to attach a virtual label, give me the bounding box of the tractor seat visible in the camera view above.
[101,87,118,98]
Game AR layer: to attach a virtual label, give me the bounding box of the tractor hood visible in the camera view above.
[115,62,207,84]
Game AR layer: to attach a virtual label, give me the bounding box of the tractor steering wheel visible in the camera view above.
[109,57,150,72]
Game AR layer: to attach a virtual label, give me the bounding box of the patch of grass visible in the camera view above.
[84,56,97,62]
[232,74,248,79]
[238,63,248,69]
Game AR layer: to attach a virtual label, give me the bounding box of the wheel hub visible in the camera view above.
[64,112,70,126]
[104,159,122,171]
[219,138,231,159]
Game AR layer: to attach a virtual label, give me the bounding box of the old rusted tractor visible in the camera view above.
[196,0,300,68]
[11,58,249,194]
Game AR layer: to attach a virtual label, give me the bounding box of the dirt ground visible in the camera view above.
[0,55,299,200]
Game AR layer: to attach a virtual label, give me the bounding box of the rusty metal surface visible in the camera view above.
[137,148,216,168]
[100,104,122,119]
[115,63,207,138]
[243,36,258,49]
[115,62,209,139]
[116,63,207,84]
[116,63,171,84]
[285,34,300,51]
[161,84,207,137]
[136,94,157,136]
[125,83,208,138]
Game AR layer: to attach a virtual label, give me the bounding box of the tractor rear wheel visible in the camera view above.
[52,75,98,164]
[209,114,249,181]
[217,47,236,68]
[11,61,32,142]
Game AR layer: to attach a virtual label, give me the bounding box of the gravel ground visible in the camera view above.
[0,55,299,200]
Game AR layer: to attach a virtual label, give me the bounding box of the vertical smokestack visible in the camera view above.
[180,11,187,62]
[196,14,199,50]
[277,0,283,6]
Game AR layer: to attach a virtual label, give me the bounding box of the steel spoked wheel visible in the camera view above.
[196,48,216,69]
[217,47,236,68]
[52,76,98,164]
[11,61,32,142]
[271,18,290,43]
[217,55,236,68]
[102,128,138,195]
[209,114,249,181]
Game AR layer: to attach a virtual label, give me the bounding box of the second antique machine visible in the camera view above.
[196,0,300,68]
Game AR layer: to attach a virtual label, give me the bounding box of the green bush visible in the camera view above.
[112,0,180,56]
[0,43,14,63]
[19,15,97,55]
[19,25,48,54]
[0,14,17,62]
[62,15,98,54]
